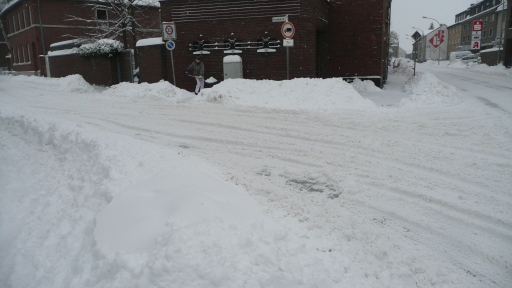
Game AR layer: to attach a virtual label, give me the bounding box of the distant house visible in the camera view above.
[140,0,392,89]
[0,0,160,75]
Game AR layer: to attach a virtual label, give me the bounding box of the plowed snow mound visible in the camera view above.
[401,72,464,108]
[104,81,193,102]
[201,78,377,111]
[8,74,96,93]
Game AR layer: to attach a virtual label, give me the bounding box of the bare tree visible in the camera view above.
[390,30,399,45]
[66,0,158,56]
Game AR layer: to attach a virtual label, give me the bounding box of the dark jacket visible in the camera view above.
[187,61,205,77]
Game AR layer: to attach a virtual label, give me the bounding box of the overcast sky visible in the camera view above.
[391,0,480,52]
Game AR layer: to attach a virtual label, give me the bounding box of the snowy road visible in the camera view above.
[420,61,512,114]
[1,66,512,287]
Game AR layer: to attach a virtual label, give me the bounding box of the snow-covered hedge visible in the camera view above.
[77,39,123,58]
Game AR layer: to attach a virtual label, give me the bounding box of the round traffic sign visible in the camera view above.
[281,21,295,39]
[166,40,176,51]
[165,25,174,36]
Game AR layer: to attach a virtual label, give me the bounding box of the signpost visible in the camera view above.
[166,40,176,86]
[281,21,295,80]
[472,20,482,51]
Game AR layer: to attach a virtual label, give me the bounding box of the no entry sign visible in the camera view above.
[281,21,295,39]
[162,22,176,40]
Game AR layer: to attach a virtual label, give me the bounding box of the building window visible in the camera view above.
[18,13,22,29]
[96,9,108,20]
[27,44,31,63]
[483,30,487,38]
[13,16,16,32]
[491,14,494,22]
[17,47,20,64]
[485,16,488,24]
[22,45,26,63]
[29,6,33,25]
[23,10,27,28]
[490,28,493,37]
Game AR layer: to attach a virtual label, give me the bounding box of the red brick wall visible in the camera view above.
[1,0,159,73]
[137,43,168,84]
[49,51,132,86]
[151,0,391,90]
[324,0,391,86]
[157,0,329,92]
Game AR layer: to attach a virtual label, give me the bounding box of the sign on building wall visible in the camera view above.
[426,25,448,60]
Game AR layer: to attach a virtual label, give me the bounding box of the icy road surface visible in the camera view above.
[1,63,511,287]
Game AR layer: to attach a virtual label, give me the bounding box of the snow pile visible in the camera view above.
[466,63,512,77]
[7,74,95,93]
[77,39,123,58]
[57,74,97,93]
[401,72,463,108]
[103,80,192,102]
[201,78,376,111]
[351,78,381,93]
[436,60,512,77]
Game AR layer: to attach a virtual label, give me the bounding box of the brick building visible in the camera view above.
[0,0,160,75]
[142,0,392,90]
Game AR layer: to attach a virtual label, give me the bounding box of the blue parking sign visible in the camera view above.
[166,40,175,51]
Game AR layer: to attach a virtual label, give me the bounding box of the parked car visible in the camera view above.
[461,54,478,64]
[449,51,472,61]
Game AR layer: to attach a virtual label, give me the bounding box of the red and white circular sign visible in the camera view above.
[281,21,295,39]
[165,25,174,36]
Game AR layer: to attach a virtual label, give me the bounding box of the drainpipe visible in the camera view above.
[37,0,46,55]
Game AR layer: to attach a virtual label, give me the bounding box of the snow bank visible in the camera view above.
[435,60,512,77]
[103,80,193,102]
[8,74,96,93]
[201,78,376,111]
[401,72,463,108]
[351,78,381,93]
[0,113,294,287]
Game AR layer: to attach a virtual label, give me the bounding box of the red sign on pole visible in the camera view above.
[472,20,483,32]
[428,30,445,49]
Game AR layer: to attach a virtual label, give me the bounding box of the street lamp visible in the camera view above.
[423,16,442,65]
[413,27,425,62]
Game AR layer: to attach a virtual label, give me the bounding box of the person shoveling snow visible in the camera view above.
[186,55,218,95]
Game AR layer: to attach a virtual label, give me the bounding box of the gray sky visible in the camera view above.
[391,0,479,52]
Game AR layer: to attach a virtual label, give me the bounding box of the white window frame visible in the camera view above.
[489,28,493,37]
[23,10,27,28]
[29,6,33,25]
[27,44,31,63]
[22,45,26,63]
[18,13,22,30]
[17,47,20,64]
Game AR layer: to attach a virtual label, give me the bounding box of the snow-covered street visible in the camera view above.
[1,62,511,287]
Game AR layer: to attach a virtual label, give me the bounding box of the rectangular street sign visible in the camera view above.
[272,16,288,22]
[162,22,176,41]
[283,39,294,47]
